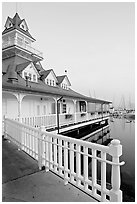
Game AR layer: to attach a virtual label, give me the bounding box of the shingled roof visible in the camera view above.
[16,62,31,73]
[2,13,35,41]
[40,69,58,82]
[2,72,111,104]
[57,75,71,86]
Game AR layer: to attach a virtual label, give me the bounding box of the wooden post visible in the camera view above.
[38,126,45,170]
[84,146,88,191]
[45,135,49,172]
[85,101,88,121]
[76,144,81,187]
[40,126,45,166]
[109,139,122,202]
[92,149,97,196]
[64,141,68,185]
[73,100,77,123]
[70,143,74,183]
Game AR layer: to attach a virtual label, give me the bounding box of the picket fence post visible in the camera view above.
[38,126,45,170]
[109,139,122,202]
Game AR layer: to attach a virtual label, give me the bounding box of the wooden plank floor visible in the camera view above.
[2,138,96,202]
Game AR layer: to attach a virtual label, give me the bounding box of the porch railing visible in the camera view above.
[4,117,124,202]
[2,38,43,58]
[9,112,109,129]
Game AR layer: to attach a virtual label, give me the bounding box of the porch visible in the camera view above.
[2,91,110,130]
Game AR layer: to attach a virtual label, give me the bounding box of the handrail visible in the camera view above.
[2,38,43,58]
[3,117,124,202]
[10,112,110,129]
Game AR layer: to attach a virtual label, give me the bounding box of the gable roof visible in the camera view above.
[16,62,31,73]
[3,13,35,41]
[40,69,57,81]
[5,16,14,26]
[33,62,45,72]
[57,75,71,86]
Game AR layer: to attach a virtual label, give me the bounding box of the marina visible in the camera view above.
[2,2,135,202]
[109,117,135,201]
[59,115,135,202]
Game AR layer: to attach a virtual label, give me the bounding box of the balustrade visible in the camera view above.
[3,118,124,202]
[2,38,43,58]
[4,111,109,130]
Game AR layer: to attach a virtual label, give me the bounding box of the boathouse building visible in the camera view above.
[2,13,111,132]
[2,13,125,203]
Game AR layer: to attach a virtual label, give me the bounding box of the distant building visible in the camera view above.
[2,13,111,128]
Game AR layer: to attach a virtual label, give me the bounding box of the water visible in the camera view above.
[62,117,135,201]
[109,117,135,201]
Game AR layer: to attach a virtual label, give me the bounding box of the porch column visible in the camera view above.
[17,93,23,122]
[73,100,77,123]
[54,98,58,128]
[101,103,104,120]
[85,101,88,120]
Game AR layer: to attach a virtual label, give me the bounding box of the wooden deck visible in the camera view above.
[2,138,96,202]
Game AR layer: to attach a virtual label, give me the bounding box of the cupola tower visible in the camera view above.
[2,13,43,73]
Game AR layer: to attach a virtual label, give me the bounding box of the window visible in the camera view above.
[17,36,23,42]
[24,72,27,78]
[47,79,49,85]
[33,74,36,82]
[50,80,52,86]
[53,80,55,86]
[43,105,46,115]
[28,73,32,80]
[17,36,23,46]
[51,103,56,114]
[62,104,67,113]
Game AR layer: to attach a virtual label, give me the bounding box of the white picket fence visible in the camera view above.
[3,117,124,202]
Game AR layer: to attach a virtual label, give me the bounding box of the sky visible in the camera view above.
[2,2,135,108]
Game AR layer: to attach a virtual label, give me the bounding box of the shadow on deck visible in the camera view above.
[2,137,96,202]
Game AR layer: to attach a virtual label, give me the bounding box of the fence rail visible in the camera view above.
[2,38,43,58]
[3,117,124,202]
[8,112,110,129]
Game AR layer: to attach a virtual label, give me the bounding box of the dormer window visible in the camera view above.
[20,20,28,31]
[46,79,56,86]
[28,73,32,80]
[33,74,36,82]
[24,72,27,78]
[47,79,49,85]
[23,71,38,83]
[5,18,13,29]
[61,83,68,90]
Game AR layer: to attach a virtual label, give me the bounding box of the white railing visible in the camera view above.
[4,117,124,202]
[7,112,110,130]
[2,38,43,58]
[76,112,88,123]
[59,114,75,126]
